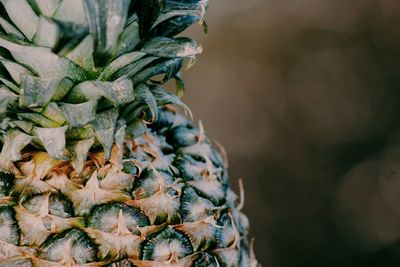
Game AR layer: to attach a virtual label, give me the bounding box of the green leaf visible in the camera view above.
[0,77,20,94]
[33,16,58,48]
[41,102,66,124]
[34,17,89,53]
[0,34,88,81]
[53,0,86,25]
[66,126,94,140]
[0,87,17,113]
[131,57,182,86]
[64,35,94,72]
[51,77,74,101]
[122,83,157,123]
[69,138,94,173]
[66,79,134,106]
[142,37,202,58]
[0,0,39,41]
[150,85,191,117]
[0,129,32,169]
[149,0,208,37]
[174,72,185,97]
[91,108,119,159]
[135,0,163,38]
[116,19,140,56]
[10,120,34,134]
[0,17,25,40]
[18,113,62,128]
[19,75,59,108]
[28,0,62,17]
[99,51,147,81]
[35,126,68,159]
[125,118,146,138]
[83,0,131,66]
[111,56,158,80]
[0,59,33,85]
[59,100,97,127]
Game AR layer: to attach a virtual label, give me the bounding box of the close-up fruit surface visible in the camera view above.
[0,0,258,266]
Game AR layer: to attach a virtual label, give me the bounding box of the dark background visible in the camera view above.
[182,1,400,266]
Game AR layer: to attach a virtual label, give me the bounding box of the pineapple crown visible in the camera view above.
[0,0,208,170]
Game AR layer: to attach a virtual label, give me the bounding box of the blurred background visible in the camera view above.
[183,1,400,266]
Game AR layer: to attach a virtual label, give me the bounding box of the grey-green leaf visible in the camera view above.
[66,79,134,106]
[83,0,130,66]
[150,85,191,117]
[0,129,32,169]
[99,51,147,81]
[18,113,62,128]
[41,102,66,124]
[0,0,39,41]
[11,120,34,134]
[125,118,146,138]
[142,37,202,58]
[0,17,25,40]
[0,59,33,85]
[116,19,140,56]
[29,0,62,17]
[69,138,94,174]
[91,108,119,159]
[0,87,17,114]
[64,35,95,72]
[53,0,86,24]
[35,126,68,159]
[0,35,88,81]
[20,75,59,108]
[60,100,97,127]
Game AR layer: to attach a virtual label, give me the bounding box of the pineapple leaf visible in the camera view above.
[0,0,39,41]
[116,19,140,56]
[0,77,20,94]
[28,0,62,17]
[69,138,95,173]
[125,118,147,138]
[0,87,17,114]
[135,0,164,38]
[174,72,185,97]
[0,58,33,85]
[91,108,119,159]
[0,34,88,81]
[122,83,157,125]
[150,85,191,117]
[132,57,183,86]
[112,56,158,81]
[40,102,66,124]
[83,0,131,66]
[18,113,62,128]
[64,35,95,72]
[0,17,25,40]
[35,126,68,159]
[19,75,59,108]
[99,51,147,81]
[66,79,134,106]
[34,16,59,48]
[10,120,34,134]
[141,37,202,58]
[150,0,208,37]
[59,100,98,127]
[53,0,87,25]
[0,129,32,168]
[34,16,89,52]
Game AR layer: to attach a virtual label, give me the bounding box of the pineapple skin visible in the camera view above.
[0,107,257,266]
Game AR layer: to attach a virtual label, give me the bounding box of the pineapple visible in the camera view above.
[0,0,258,266]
